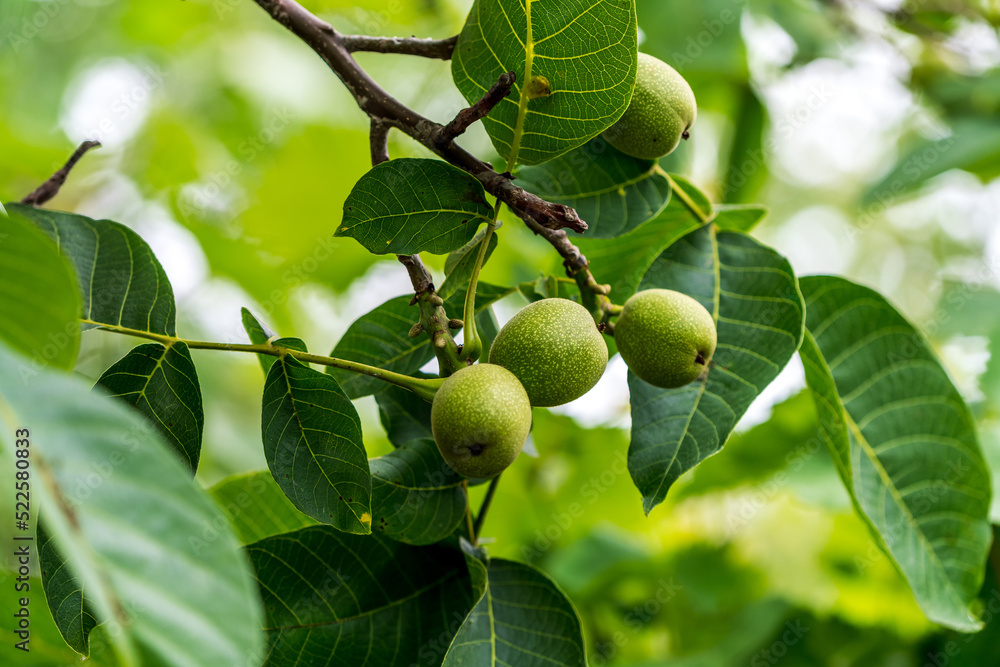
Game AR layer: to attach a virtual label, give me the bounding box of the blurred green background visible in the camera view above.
[2,0,1000,664]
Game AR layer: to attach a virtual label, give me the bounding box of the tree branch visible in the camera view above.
[396,254,465,376]
[21,140,101,207]
[342,34,457,60]
[397,253,433,295]
[434,71,516,148]
[248,0,586,233]
[522,217,616,324]
[370,118,390,165]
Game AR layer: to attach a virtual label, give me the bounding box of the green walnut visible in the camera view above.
[431,364,531,479]
[615,289,716,388]
[488,298,608,407]
[603,53,697,160]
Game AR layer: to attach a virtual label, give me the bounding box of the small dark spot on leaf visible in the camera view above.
[348,498,353,503]
[339,496,343,500]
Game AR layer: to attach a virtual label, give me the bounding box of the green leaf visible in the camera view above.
[452,0,638,166]
[577,175,713,303]
[628,226,805,513]
[712,204,768,233]
[9,203,176,335]
[442,558,587,666]
[327,284,516,399]
[517,138,671,238]
[0,341,263,667]
[95,342,204,471]
[38,526,99,656]
[376,381,434,447]
[439,226,499,299]
[210,470,318,544]
[246,525,476,666]
[336,158,494,255]
[0,207,81,369]
[240,305,307,376]
[370,438,468,544]
[262,355,372,534]
[799,275,992,631]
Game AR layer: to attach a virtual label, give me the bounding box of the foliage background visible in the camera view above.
[2,0,1000,664]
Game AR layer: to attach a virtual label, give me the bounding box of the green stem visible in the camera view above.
[459,199,502,362]
[462,480,477,544]
[85,320,444,401]
[472,474,501,537]
[664,172,711,223]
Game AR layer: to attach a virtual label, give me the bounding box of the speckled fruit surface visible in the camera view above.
[488,298,608,407]
[615,289,717,388]
[431,364,531,479]
[603,53,697,160]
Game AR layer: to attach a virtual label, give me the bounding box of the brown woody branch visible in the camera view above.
[248,0,586,234]
[21,140,101,207]
[397,255,465,375]
[342,34,457,60]
[369,118,390,166]
[434,71,516,148]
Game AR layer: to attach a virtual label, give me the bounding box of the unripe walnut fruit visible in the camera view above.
[431,364,531,479]
[489,298,608,407]
[615,289,716,388]
[603,53,697,160]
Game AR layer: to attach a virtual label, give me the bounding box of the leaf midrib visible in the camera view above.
[844,403,972,618]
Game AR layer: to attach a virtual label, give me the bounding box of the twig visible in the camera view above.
[435,71,516,148]
[370,118,390,166]
[342,34,457,60]
[473,474,501,537]
[397,254,433,296]
[396,255,465,375]
[523,217,617,320]
[21,140,101,206]
[248,0,586,233]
